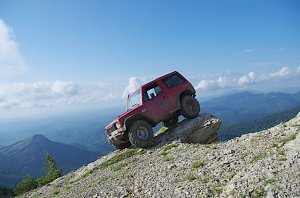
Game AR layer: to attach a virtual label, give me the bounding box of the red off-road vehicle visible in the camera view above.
[105,71,200,149]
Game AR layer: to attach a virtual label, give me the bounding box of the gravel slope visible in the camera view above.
[20,113,300,198]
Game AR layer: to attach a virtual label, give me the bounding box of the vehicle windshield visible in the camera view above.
[127,90,141,111]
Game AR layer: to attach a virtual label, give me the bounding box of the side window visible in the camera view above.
[144,84,162,100]
[162,73,184,89]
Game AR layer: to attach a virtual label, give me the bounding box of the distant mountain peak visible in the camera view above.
[30,134,49,142]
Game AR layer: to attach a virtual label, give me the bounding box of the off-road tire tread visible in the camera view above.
[128,120,154,148]
[181,95,200,119]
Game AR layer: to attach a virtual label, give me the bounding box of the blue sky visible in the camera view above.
[0,0,299,117]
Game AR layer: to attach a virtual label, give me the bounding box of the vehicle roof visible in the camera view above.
[128,71,179,97]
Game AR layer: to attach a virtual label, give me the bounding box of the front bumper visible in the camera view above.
[107,128,127,144]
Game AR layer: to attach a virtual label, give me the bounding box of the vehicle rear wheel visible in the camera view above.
[112,141,131,150]
[180,95,200,119]
[163,116,178,128]
[128,120,154,148]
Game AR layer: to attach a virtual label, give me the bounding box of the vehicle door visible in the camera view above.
[142,83,170,123]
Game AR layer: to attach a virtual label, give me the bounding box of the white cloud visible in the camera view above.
[51,80,79,95]
[238,72,256,86]
[0,81,80,110]
[196,72,238,90]
[217,76,233,88]
[270,66,289,78]
[196,67,293,91]
[122,77,144,98]
[0,19,26,79]
[195,80,217,90]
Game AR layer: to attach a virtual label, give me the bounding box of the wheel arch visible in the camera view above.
[177,89,195,109]
[124,114,155,131]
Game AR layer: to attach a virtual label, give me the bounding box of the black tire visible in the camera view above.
[180,95,200,119]
[112,141,131,150]
[163,116,178,128]
[128,120,154,148]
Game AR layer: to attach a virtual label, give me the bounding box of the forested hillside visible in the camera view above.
[218,106,300,140]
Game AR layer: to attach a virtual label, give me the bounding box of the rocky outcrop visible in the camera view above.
[155,113,221,147]
[20,113,300,198]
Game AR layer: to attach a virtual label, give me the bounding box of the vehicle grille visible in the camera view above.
[106,123,117,136]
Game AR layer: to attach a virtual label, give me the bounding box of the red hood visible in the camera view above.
[105,105,141,129]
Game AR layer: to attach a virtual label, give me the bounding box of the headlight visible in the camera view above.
[115,121,122,129]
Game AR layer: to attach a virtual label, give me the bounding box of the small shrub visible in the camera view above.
[271,143,279,148]
[211,186,223,196]
[184,173,197,182]
[192,161,204,169]
[52,189,60,196]
[200,175,208,183]
[64,185,70,191]
[278,156,286,161]
[277,147,285,156]
[159,151,168,156]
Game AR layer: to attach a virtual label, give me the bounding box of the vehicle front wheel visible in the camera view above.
[180,95,200,119]
[128,120,154,148]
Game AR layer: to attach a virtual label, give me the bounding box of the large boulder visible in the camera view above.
[155,113,221,147]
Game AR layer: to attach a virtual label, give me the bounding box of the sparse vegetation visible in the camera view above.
[251,152,267,163]
[278,156,287,161]
[100,149,144,169]
[205,143,218,149]
[52,189,60,196]
[271,143,279,148]
[113,162,129,172]
[192,161,204,168]
[264,178,275,185]
[200,175,208,183]
[251,186,267,198]
[279,132,299,144]
[209,186,223,197]
[163,143,177,151]
[184,173,197,182]
[159,151,168,156]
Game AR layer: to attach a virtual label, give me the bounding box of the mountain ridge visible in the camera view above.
[0,135,101,188]
[201,91,300,125]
